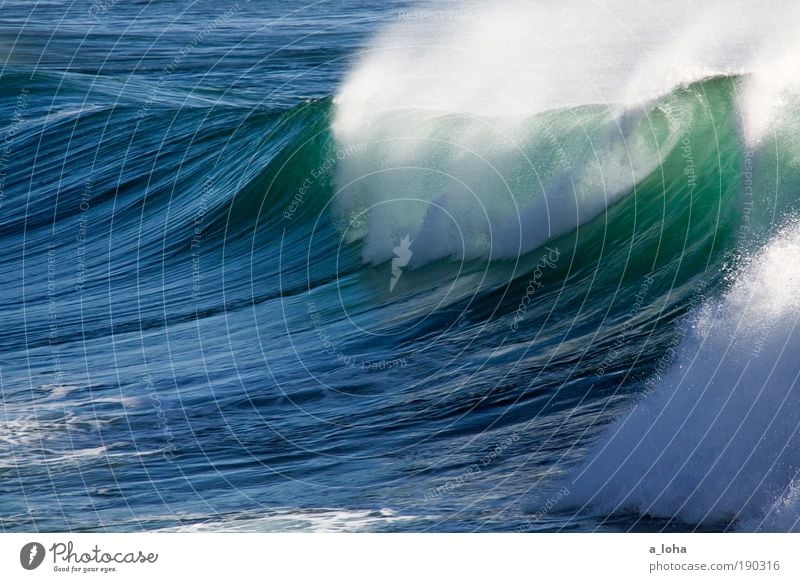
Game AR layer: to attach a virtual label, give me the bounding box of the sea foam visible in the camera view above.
[570,222,800,530]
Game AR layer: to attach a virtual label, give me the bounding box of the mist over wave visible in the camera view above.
[330,0,800,531]
[4,0,800,533]
[331,0,800,266]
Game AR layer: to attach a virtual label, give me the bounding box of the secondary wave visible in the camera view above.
[569,222,800,531]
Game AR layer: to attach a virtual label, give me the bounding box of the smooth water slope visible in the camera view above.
[1,0,799,532]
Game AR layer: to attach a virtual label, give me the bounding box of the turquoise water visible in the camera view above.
[2,0,800,532]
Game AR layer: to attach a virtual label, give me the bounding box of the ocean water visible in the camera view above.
[2,0,800,532]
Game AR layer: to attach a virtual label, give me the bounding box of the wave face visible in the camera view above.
[2,0,800,532]
[331,0,800,266]
[332,98,684,265]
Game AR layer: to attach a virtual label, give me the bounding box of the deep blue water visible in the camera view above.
[2,0,800,532]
